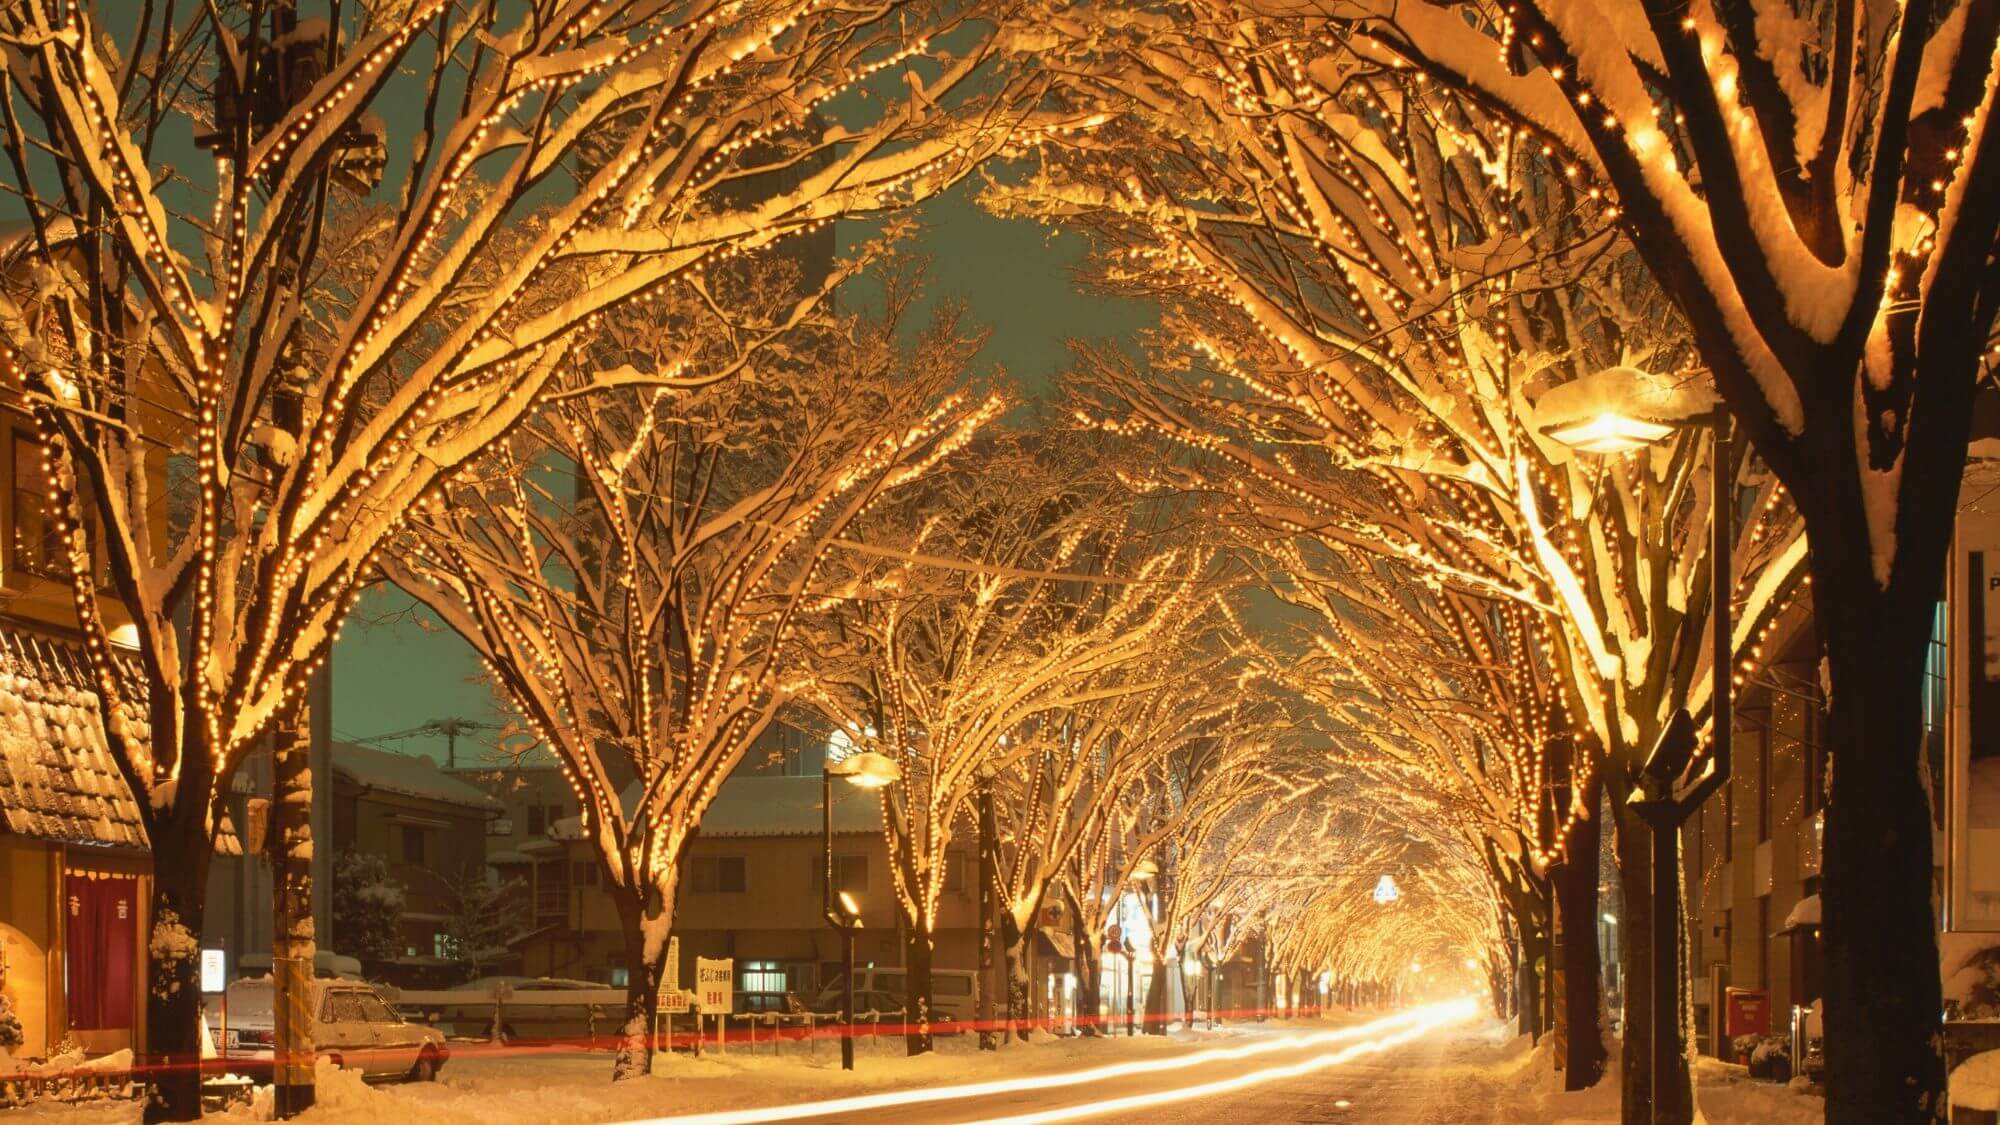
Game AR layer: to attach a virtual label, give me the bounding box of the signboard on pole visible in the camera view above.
[695,957,733,1013]
[200,948,227,994]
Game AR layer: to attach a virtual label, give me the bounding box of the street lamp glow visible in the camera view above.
[1132,857,1160,882]
[828,750,901,789]
[1603,913,1619,925]
[1464,958,1478,970]
[1372,874,1400,904]
[838,890,862,918]
[1543,411,1676,454]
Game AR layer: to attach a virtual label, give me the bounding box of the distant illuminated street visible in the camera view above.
[619,1003,1477,1125]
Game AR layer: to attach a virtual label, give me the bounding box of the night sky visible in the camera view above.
[331,186,1158,765]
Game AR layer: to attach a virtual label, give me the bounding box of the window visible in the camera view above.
[356,992,398,1024]
[813,854,868,896]
[433,933,451,959]
[325,993,365,1023]
[401,825,427,864]
[944,851,966,893]
[9,431,100,582]
[607,967,630,988]
[740,960,787,993]
[527,805,546,836]
[933,975,973,997]
[691,855,746,894]
[573,861,598,886]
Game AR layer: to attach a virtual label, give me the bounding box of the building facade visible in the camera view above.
[329,742,498,983]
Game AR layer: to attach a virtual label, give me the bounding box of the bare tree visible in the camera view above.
[1004,19,1809,1111]
[0,2,1055,1112]
[805,441,1231,1052]
[1224,0,2000,1112]
[385,274,1001,1078]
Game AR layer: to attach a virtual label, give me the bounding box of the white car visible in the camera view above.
[216,979,449,1082]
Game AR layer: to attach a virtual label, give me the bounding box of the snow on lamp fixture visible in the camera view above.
[1543,412,1675,454]
[1372,874,1400,903]
[828,751,900,789]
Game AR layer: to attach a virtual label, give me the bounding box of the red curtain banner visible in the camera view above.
[65,875,137,1030]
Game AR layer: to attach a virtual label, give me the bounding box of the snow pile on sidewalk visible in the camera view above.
[1439,1024,1822,1124]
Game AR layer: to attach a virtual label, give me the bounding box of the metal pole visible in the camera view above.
[841,925,855,1071]
[1651,814,1677,1125]
[1648,416,1733,1125]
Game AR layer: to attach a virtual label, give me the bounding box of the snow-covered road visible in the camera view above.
[2,1006,1824,1124]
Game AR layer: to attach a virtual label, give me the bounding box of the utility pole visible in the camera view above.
[270,711,316,1116]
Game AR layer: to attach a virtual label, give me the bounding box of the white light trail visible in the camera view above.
[959,998,1477,1125]
[613,999,1475,1125]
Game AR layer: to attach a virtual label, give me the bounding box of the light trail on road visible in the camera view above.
[957,998,1478,1124]
[613,999,1477,1125]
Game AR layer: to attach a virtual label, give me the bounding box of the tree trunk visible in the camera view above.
[1073,906,1104,1038]
[977,788,998,1049]
[1143,951,1169,1034]
[1612,805,1692,1125]
[140,821,213,1123]
[1811,535,1946,1123]
[1554,782,1608,1090]
[609,884,673,1081]
[1001,912,1034,1042]
[902,915,935,1055]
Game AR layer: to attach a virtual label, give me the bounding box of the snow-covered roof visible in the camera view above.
[0,623,151,850]
[696,774,882,837]
[333,742,501,811]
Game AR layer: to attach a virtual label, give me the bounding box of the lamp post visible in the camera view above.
[1542,369,1733,1125]
[825,749,899,1071]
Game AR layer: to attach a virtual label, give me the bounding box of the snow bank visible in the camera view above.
[1955,1049,2000,1112]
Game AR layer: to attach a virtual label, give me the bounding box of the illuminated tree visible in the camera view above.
[0,2,1055,1111]
[805,443,1230,1052]
[1004,18,1808,1111]
[386,275,1001,1078]
[981,619,1261,1039]
[1234,0,2000,1113]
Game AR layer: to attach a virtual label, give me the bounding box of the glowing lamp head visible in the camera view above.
[828,750,901,789]
[1132,857,1160,882]
[838,890,862,920]
[1372,874,1400,904]
[1543,412,1675,454]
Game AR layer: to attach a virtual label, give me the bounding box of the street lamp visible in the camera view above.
[1541,366,1732,1125]
[825,748,901,1071]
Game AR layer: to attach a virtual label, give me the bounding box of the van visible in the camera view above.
[814,968,980,1028]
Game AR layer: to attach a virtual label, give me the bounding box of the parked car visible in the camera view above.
[811,989,906,1026]
[812,969,977,1028]
[214,979,448,1082]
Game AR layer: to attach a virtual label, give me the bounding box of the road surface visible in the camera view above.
[688,1002,1487,1125]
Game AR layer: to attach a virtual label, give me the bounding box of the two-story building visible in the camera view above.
[329,742,498,984]
[460,753,983,1001]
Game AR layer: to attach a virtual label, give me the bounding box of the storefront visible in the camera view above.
[0,622,154,1060]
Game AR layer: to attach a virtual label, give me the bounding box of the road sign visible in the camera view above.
[696,957,733,1013]
[658,988,694,1014]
